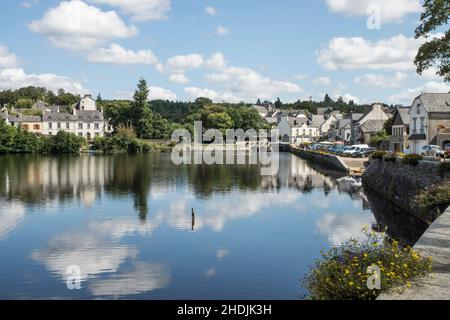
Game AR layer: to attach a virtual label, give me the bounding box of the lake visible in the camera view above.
[0,152,411,299]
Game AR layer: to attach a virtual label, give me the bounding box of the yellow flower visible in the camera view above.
[344,269,350,275]
[349,282,354,286]
[406,282,412,288]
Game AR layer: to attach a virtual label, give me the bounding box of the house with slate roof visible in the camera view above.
[408,93,450,154]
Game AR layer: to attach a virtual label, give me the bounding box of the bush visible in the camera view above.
[413,181,450,211]
[44,131,84,154]
[401,154,423,166]
[438,161,450,176]
[384,153,397,162]
[303,228,432,300]
[371,151,387,160]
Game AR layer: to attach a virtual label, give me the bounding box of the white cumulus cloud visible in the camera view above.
[150,86,177,101]
[89,0,171,22]
[29,0,138,52]
[389,81,450,104]
[0,45,19,68]
[216,26,229,35]
[354,72,408,88]
[169,74,189,84]
[205,6,216,16]
[317,34,424,71]
[86,43,158,65]
[312,77,331,86]
[325,0,422,22]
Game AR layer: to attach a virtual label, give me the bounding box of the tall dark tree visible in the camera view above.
[256,99,262,106]
[414,0,450,82]
[131,78,151,137]
[324,94,334,104]
[275,97,283,109]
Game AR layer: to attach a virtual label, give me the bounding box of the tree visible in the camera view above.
[195,97,213,108]
[275,97,283,109]
[131,78,151,137]
[324,94,334,104]
[414,0,450,82]
[256,99,262,106]
[383,117,394,134]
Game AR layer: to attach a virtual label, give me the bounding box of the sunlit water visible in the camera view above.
[0,152,396,299]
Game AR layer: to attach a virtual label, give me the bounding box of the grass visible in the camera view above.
[413,181,450,212]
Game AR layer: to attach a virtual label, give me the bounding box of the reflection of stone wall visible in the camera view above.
[289,147,349,173]
[362,159,450,223]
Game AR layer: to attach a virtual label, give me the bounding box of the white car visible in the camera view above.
[421,145,444,158]
[342,145,369,157]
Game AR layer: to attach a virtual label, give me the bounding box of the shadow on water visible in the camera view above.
[364,188,429,246]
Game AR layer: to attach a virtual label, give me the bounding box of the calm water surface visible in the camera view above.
[0,153,388,299]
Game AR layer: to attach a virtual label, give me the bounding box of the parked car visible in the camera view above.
[421,145,444,158]
[335,146,351,155]
[352,147,377,158]
[341,145,370,157]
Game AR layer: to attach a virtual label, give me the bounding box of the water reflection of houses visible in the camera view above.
[0,155,111,207]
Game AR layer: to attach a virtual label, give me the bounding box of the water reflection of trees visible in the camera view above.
[0,153,366,222]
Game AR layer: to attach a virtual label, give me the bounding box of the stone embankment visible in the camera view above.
[363,158,450,300]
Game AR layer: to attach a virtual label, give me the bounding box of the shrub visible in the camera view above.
[413,181,450,211]
[384,153,397,162]
[438,161,450,176]
[44,131,84,154]
[303,228,432,300]
[371,151,387,160]
[401,154,423,166]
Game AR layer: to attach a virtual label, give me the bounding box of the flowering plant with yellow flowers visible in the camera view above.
[303,227,432,300]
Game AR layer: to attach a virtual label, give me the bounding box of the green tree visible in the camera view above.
[45,131,84,153]
[414,0,450,82]
[275,97,283,109]
[131,78,151,137]
[206,112,233,134]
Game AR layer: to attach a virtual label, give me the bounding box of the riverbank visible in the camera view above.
[288,145,368,175]
[378,206,450,300]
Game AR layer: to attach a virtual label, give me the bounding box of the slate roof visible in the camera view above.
[351,113,364,121]
[43,112,76,121]
[337,118,351,129]
[419,93,450,113]
[8,114,42,122]
[311,115,325,127]
[287,117,308,127]
[394,107,410,125]
[359,120,386,133]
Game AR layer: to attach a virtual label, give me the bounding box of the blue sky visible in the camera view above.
[0,0,448,105]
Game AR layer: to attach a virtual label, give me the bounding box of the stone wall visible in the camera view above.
[362,159,450,223]
[289,147,349,173]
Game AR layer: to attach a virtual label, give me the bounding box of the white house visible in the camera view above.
[352,104,390,144]
[408,93,450,154]
[277,115,320,144]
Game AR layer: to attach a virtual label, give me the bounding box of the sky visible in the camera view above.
[0,0,448,106]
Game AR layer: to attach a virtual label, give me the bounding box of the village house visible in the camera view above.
[351,104,390,145]
[277,114,320,144]
[389,106,410,154]
[3,95,112,139]
[408,93,450,154]
[0,108,9,125]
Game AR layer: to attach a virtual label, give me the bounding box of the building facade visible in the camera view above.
[389,107,410,154]
[408,93,450,154]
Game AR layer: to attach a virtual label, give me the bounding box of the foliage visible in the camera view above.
[401,154,423,166]
[384,153,397,162]
[0,86,80,108]
[43,131,84,154]
[303,228,432,300]
[438,161,450,175]
[371,151,387,160]
[383,117,394,134]
[414,181,450,211]
[369,130,390,148]
[414,0,450,82]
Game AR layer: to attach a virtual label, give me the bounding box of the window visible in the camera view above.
[94,123,99,130]
[34,124,40,130]
[413,118,417,133]
[23,124,29,130]
[66,122,69,129]
[87,123,91,129]
[420,118,425,133]
[417,104,421,114]
[57,122,61,129]
[78,123,83,129]
[49,122,53,129]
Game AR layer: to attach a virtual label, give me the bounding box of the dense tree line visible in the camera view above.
[0,120,83,154]
[0,87,80,108]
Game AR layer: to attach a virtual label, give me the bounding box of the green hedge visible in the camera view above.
[401,154,423,166]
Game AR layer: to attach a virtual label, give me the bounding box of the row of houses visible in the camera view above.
[253,93,450,153]
[389,93,450,154]
[254,103,391,145]
[0,95,112,138]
